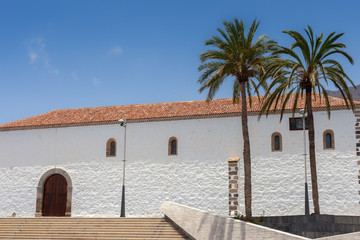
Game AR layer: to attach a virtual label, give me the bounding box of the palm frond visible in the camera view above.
[199,18,277,105]
[261,26,355,121]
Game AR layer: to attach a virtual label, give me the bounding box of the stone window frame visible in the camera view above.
[271,132,282,152]
[106,138,117,157]
[168,137,178,156]
[323,129,335,150]
[35,168,73,217]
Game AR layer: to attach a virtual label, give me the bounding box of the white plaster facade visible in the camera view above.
[0,108,358,217]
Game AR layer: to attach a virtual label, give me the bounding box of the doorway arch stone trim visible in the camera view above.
[35,168,73,217]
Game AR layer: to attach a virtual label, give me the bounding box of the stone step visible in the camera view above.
[0,226,176,231]
[0,217,188,239]
[0,227,179,231]
[0,228,179,233]
[0,235,186,239]
[0,217,164,219]
[0,225,173,230]
[0,236,185,240]
[0,233,187,239]
[0,221,167,226]
[0,231,183,236]
[0,218,166,222]
[0,222,168,225]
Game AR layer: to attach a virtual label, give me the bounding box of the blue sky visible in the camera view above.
[1,0,360,124]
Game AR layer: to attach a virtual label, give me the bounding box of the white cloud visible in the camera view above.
[29,51,38,63]
[108,46,123,55]
[71,72,79,81]
[27,38,59,76]
[92,77,100,86]
[43,56,59,75]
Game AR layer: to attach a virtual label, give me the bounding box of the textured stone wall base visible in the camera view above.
[255,215,360,239]
[228,157,239,216]
[355,109,360,204]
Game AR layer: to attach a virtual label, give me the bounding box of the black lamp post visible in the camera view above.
[299,109,310,216]
[118,118,127,217]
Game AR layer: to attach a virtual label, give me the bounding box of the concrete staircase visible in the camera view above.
[0,217,189,239]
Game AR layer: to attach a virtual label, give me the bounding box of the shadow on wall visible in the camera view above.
[197,211,238,239]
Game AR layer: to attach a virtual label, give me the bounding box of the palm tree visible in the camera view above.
[198,18,276,218]
[261,26,355,214]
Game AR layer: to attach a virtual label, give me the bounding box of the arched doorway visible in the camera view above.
[35,168,73,217]
[42,174,67,216]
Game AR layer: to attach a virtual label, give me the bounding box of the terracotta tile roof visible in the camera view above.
[0,94,358,130]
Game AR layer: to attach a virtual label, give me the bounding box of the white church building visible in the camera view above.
[0,95,359,217]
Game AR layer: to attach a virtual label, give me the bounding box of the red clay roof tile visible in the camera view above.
[0,94,358,130]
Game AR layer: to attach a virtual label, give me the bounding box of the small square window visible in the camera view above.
[289,117,309,131]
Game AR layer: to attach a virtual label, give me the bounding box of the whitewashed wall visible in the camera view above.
[0,109,357,217]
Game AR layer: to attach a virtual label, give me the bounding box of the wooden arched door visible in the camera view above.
[42,174,68,216]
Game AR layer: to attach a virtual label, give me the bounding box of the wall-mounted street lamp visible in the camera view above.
[299,109,310,216]
[118,118,127,217]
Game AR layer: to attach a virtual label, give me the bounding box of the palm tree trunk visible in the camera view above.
[239,79,252,219]
[305,88,320,214]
